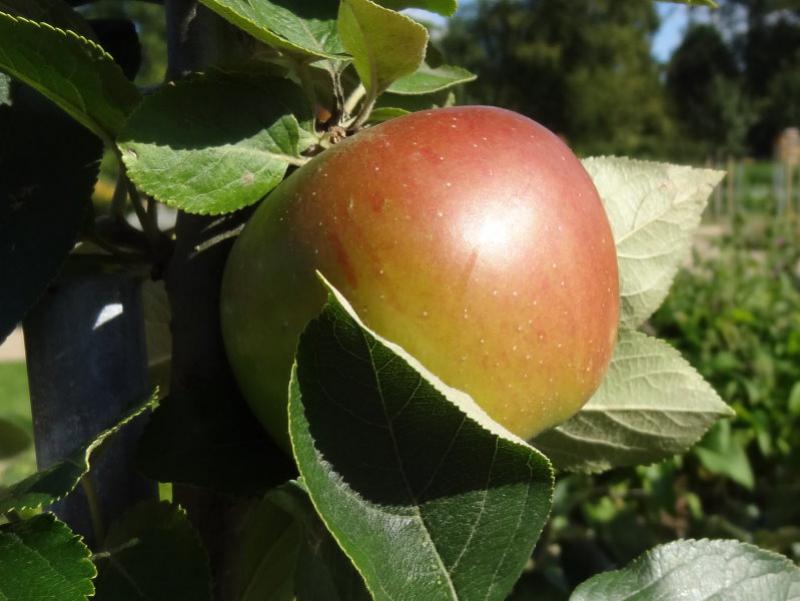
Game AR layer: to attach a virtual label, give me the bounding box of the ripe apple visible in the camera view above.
[221,106,619,448]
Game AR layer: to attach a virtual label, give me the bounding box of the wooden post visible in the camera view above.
[23,272,156,547]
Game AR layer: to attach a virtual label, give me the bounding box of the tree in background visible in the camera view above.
[666,24,753,159]
[441,0,673,157]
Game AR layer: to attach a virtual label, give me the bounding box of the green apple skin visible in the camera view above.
[221,106,619,448]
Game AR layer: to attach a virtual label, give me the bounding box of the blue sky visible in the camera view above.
[652,3,691,62]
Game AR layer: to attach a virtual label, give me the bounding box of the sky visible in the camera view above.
[652,3,692,62]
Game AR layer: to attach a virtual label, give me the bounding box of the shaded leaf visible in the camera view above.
[269,481,372,601]
[231,487,304,601]
[94,501,211,601]
[582,157,724,329]
[0,0,96,39]
[119,73,316,215]
[0,514,95,601]
[0,391,157,513]
[338,0,428,96]
[290,283,554,601]
[0,11,140,141]
[0,82,102,344]
[198,0,345,60]
[571,539,800,601]
[534,330,732,473]
[136,385,295,498]
[142,279,171,399]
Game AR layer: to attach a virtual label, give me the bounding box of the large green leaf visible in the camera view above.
[119,73,317,215]
[338,0,428,96]
[582,157,724,329]
[94,501,211,601]
[0,11,139,141]
[0,514,95,601]
[290,283,554,601]
[0,391,157,514]
[0,82,102,344]
[198,0,345,60]
[533,330,733,473]
[571,539,800,600]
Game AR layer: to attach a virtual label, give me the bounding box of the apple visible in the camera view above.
[221,106,619,448]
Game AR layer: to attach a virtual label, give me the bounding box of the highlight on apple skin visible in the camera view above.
[220,106,620,448]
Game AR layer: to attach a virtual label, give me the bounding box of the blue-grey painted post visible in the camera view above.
[23,272,156,547]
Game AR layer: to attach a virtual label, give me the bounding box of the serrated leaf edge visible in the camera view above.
[0,10,138,141]
[0,390,158,514]
[117,74,317,216]
[198,0,347,61]
[573,537,800,599]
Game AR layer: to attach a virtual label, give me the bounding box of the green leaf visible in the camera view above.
[290,282,554,601]
[374,0,457,17]
[582,157,724,329]
[388,63,475,95]
[0,418,31,460]
[198,0,345,60]
[693,420,754,489]
[0,514,95,601]
[367,106,410,123]
[533,330,733,474]
[664,0,717,6]
[231,488,304,601]
[571,539,800,600]
[118,73,316,215]
[0,82,102,344]
[0,12,140,141]
[136,386,295,498]
[0,391,157,514]
[94,501,211,601]
[0,0,96,39]
[338,0,428,96]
